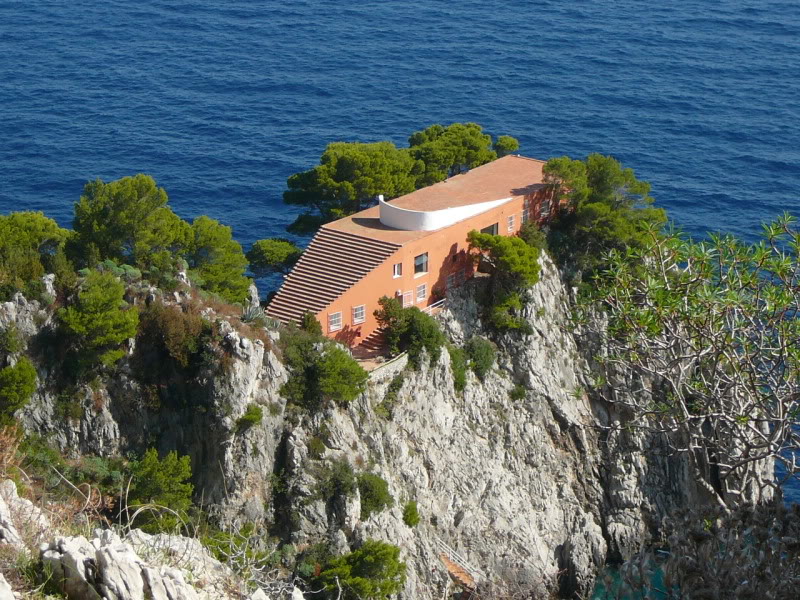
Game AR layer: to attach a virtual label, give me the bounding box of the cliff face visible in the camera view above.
[2,257,711,598]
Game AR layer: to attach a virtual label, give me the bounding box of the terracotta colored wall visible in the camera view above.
[317,190,550,346]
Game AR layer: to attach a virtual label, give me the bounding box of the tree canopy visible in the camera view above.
[407,122,507,187]
[0,211,69,298]
[544,153,665,277]
[186,216,250,304]
[467,230,541,332]
[0,357,37,425]
[58,270,139,369]
[284,141,417,233]
[317,539,407,600]
[584,214,800,507]
[283,123,519,233]
[246,238,302,277]
[72,174,191,270]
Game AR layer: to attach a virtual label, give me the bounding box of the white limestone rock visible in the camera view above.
[0,573,13,600]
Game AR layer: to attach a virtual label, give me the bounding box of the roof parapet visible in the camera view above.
[378,196,513,232]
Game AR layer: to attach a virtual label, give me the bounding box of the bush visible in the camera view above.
[308,436,326,459]
[449,345,467,393]
[466,336,496,381]
[128,448,194,533]
[280,325,367,412]
[376,372,404,419]
[402,501,420,527]
[0,357,37,424]
[236,404,263,432]
[318,346,368,406]
[373,296,446,367]
[519,222,548,250]
[510,384,526,401]
[139,301,209,369]
[317,539,407,600]
[316,458,357,501]
[58,270,139,370]
[357,472,394,520]
[0,324,22,355]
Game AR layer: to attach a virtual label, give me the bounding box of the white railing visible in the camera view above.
[422,298,447,314]
[435,536,486,584]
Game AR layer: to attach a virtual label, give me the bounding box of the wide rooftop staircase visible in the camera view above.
[266,227,401,324]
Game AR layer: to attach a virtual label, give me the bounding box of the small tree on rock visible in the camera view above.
[58,270,139,370]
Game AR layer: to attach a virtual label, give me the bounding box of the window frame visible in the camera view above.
[414,252,428,275]
[416,283,427,302]
[507,214,515,232]
[402,291,413,307]
[352,304,366,324]
[328,311,342,332]
[392,262,402,278]
[480,223,498,235]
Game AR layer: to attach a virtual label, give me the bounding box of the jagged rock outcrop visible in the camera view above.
[2,258,725,598]
[40,529,235,600]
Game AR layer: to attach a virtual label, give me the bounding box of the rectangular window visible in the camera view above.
[393,262,402,278]
[540,198,551,218]
[446,273,457,290]
[414,252,428,275]
[402,291,413,307]
[481,223,498,235]
[328,312,342,332]
[416,283,427,302]
[352,305,365,324]
[507,215,515,232]
[522,199,531,223]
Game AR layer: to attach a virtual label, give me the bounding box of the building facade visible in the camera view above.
[266,155,556,346]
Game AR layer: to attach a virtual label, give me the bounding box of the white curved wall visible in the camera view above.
[379,197,512,231]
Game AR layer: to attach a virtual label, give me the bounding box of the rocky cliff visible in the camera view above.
[1,256,709,599]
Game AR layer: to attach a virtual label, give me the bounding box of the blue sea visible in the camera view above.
[1,1,799,594]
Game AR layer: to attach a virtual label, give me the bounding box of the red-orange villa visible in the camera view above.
[266,154,556,347]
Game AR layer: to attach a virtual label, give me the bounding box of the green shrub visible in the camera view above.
[297,542,333,578]
[316,458,357,501]
[301,311,322,335]
[374,296,446,367]
[317,539,407,600]
[280,325,367,412]
[402,501,420,527]
[519,222,548,250]
[449,345,467,393]
[357,473,394,520]
[465,336,496,382]
[376,372,405,419]
[0,324,22,355]
[128,448,194,533]
[318,346,368,406]
[139,301,210,369]
[308,436,326,459]
[58,270,139,370]
[236,404,263,432]
[0,357,37,424]
[55,391,84,423]
[510,384,526,401]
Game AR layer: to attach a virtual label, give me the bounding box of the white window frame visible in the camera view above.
[352,305,365,324]
[414,252,428,276]
[416,283,427,302]
[507,214,515,232]
[402,291,413,307]
[328,311,342,332]
[540,198,551,218]
[393,262,402,278]
[522,199,530,224]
